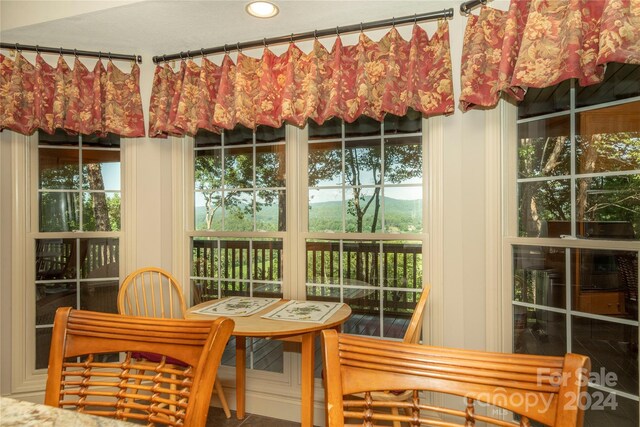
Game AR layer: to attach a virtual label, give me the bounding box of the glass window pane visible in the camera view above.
[221,280,250,297]
[518,116,571,178]
[572,317,638,395]
[36,283,76,325]
[306,284,340,302]
[513,246,566,309]
[195,149,222,190]
[517,79,570,119]
[246,338,283,372]
[576,101,640,174]
[192,278,219,306]
[306,240,340,285]
[513,307,566,356]
[308,141,342,187]
[39,192,80,232]
[79,238,119,279]
[345,287,379,329]
[383,290,420,339]
[309,188,342,232]
[384,136,422,185]
[384,187,422,233]
[36,327,53,369]
[224,125,253,146]
[345,188,382,233]
[195,130,223,148]
[583,390,638,427]
[256,190,285,232]
[224,147,252,189]
[342,241,379,286]
[192,239,219,279]
[82,192,120,232]
[518,180,571,237]
[384,108,421,134]
[343,292,380,337]
[255,125,285,143]
[345,139,381,186]
[309,117,341,140]
[195,191,222,231]
[224,191,253,231]
[256,144,285,188]
[252,282,282,298]
[345,115,380,137]
[39,129,79,146]
[382,241,422,289]
[82,150,120,191]
[576,175,640,239]
[82,133,121,148]
[572,249,637,320]
[251,239,283,282]
[39,148,79,190]
[36,239,77,280]
[576,63,640,108]
[79,281,118,313]
[219,240,251,281]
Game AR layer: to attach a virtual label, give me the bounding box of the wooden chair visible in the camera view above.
[118,267,232,418]
[45,307,234,427]
[351,285,430,427]
[322,330,590,427]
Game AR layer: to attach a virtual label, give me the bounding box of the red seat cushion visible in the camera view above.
[131,351,188,367]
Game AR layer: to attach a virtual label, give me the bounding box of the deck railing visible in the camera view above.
[191,239,422,315]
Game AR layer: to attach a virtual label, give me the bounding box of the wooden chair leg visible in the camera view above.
[215,378,231,418]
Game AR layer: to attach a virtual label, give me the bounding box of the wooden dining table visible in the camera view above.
[186,297,351,427]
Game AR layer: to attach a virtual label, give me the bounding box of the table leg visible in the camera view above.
[236,336,246,420]
[301,332,315,427]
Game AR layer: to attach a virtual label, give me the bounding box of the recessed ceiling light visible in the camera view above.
[246,1,279,18]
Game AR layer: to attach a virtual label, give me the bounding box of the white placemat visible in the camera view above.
[193,297,280,316]
[261,300,344,323]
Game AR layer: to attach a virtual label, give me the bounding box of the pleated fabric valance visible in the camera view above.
[148,21,454,138]
[459,0,640,112]
[0,53,145,137]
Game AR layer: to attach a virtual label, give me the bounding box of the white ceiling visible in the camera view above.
[0,0,459,59]
[1,1,457,61]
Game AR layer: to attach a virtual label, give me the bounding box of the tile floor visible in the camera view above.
[206,406,301,427]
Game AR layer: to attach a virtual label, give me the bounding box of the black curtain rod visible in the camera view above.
[0,42,142,63]
[153,8,454,64]
[460,0,488,15]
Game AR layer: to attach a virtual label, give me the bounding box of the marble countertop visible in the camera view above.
[0,397,136,427]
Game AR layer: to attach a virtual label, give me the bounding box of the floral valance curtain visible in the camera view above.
[0,53,145,137]
[459,0,640,112]
[149,21,454,138]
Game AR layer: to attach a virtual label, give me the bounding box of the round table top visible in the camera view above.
[186,298,352,338]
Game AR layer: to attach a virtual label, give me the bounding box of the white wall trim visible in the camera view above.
[10,133,48,394]
[484,104,504,352]
[122,137,138,276]
[427,115,445,348]
[501,100,518,352]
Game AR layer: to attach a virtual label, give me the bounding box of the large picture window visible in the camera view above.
[189,111,427,376]
[511,63,639,426]
[306,112,425,340]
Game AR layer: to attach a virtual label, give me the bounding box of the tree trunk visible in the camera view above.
[86,164,110,231]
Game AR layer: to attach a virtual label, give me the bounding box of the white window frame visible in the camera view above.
[501,86,640,406]
[9,132,128,396]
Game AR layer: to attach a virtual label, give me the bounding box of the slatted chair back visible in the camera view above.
[322,330,590,427]
[403,285,431,344]
[118,267,187,318]
[45,307,234,427]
